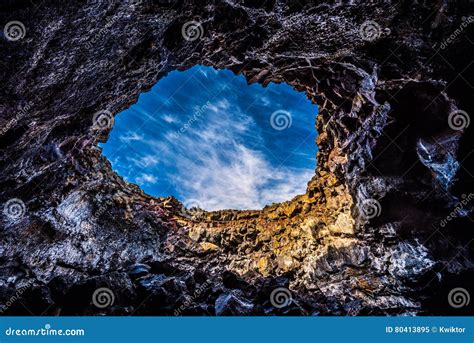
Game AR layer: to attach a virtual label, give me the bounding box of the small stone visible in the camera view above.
[128,263,151,279]
[277,255,294,272]
[188,226,202,241]
[328,212,354,234]
[258,257,269,275]
[215,291,254,315]
[199,242,219,252]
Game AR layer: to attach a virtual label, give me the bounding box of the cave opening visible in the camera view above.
[100,65,318,211]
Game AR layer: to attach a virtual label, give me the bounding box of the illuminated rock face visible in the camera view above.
[0,1,472,315]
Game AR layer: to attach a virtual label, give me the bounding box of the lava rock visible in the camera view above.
[215,291,254,316]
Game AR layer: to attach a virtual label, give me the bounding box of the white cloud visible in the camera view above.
[261,96,271,107]
[162,114,176,123]
[207,98,230,113]
[135,173,158,185]
[128,155,159,168]
[171,143,312,210]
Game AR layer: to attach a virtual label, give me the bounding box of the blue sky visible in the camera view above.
[100,65,318,210]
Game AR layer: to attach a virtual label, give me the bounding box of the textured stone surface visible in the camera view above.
[0,0,473,315]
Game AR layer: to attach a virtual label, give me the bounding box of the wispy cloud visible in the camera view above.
[128,155,159,168]
[162,114,176,123]
[172,143,313,210]
[261,96,271,107]
[135,173,158,185]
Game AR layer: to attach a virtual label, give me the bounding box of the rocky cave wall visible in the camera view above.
[0,0,473,315]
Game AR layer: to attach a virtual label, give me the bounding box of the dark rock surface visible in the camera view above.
[0,0,473,315]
